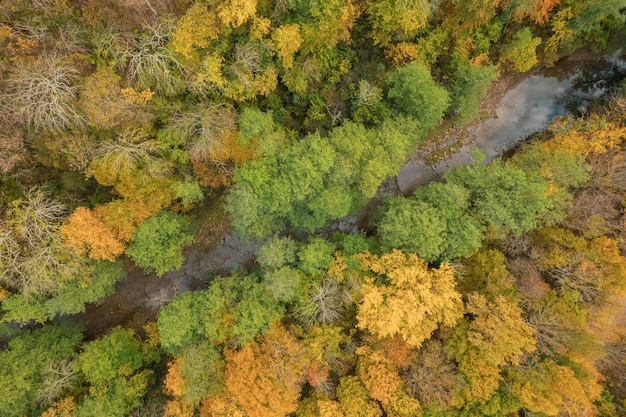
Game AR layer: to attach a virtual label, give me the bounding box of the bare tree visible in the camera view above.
[122,20,185,96]
[36,358,78,407]
[92,128,162,176]
[169,104,236,163]
[545,253,604,305]
[296,278,351,325]
[6,54,84,131]
[0,188,85,298]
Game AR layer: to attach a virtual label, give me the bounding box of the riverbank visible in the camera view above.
[73,49,620,339]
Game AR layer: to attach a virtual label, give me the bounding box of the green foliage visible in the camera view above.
[377,198,447,262]
[1,260,125,324]
[75,327,153,417]
[297,237,336,276]
[158,273,284,352]
[77,327,144,383]
[350,80,390,126]
[157,291,209,354]
[227,273,285,345]
[228,120,415,239]
[263,266,305,303]
[449,63,499,125]
[178,341,224,404]
[444,153,554,237]
[172,181,204,210]
[125,210,196,277]
[256,236,298,270]
[76,371,152,417]
[387,62,450,131]
[0,323,83,417]
[413,182,485,260]
[378,182,485,262]
[238,108,291,157]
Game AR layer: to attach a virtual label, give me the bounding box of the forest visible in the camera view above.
[1,0,626,416]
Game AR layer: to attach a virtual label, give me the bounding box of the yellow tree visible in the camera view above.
[78,69,153,129]
[366,0,432,46]
[271,24,302,69]
[507,357,602,416]
[224,323,308,417]
[355,250,464,348]
[217,0,257,29]
[61,207,125,261]
[168,3,220,64]
[445,293,536,402]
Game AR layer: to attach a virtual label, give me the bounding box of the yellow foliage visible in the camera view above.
[318,399,345,417]
[61,206,125,261]
[384,42,420,67]
[355,250,463,348]
[326,253,348,282]
[165,359,185,397]
[250,16,271,39]
[217,0,257,28]
[224,323,307,417]
[200,394,248,417]
[40,397,77,417]
[508,358,601,416]
[163,399,195,417]
[465,293,537,365]
[197,54,227,90]
[298,0,359,54]
[79,69,149,129]
[93,199,159,242]
[356,346,402,405]
[546,116,625,158]
[543,6,574,65]
[120,87,154,105]
[169,3,219,63]
[0,24,39,61]
[272,24,303,69]
[0,286,10,302]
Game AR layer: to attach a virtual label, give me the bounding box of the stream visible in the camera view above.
[398,49,626,194]
[75,50,626,338]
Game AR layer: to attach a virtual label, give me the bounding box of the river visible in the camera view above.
[74,50,626,338]
[397,49,626,194]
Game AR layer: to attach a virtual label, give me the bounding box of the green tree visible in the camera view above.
[125,210,195,277]
[444,153,554,237]
[256,235,298,270]
[1,260,125,324]
[158,273,284,351]
[75,327,153,417]
[413,182,485,260]
[157,290,217,354]
[174,341,224,405]
[449,63,499,125]
[387,62,450,131]
[377,198,447,262]
[501,27,542,72]
[228,120,414,239]
[77,327,145,383]
[0,323,83,417]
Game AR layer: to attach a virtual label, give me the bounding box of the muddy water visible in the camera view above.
[75,231,257,339]
[397,51,626,195]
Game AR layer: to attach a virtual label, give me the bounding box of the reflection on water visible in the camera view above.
[397,52,626,195]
